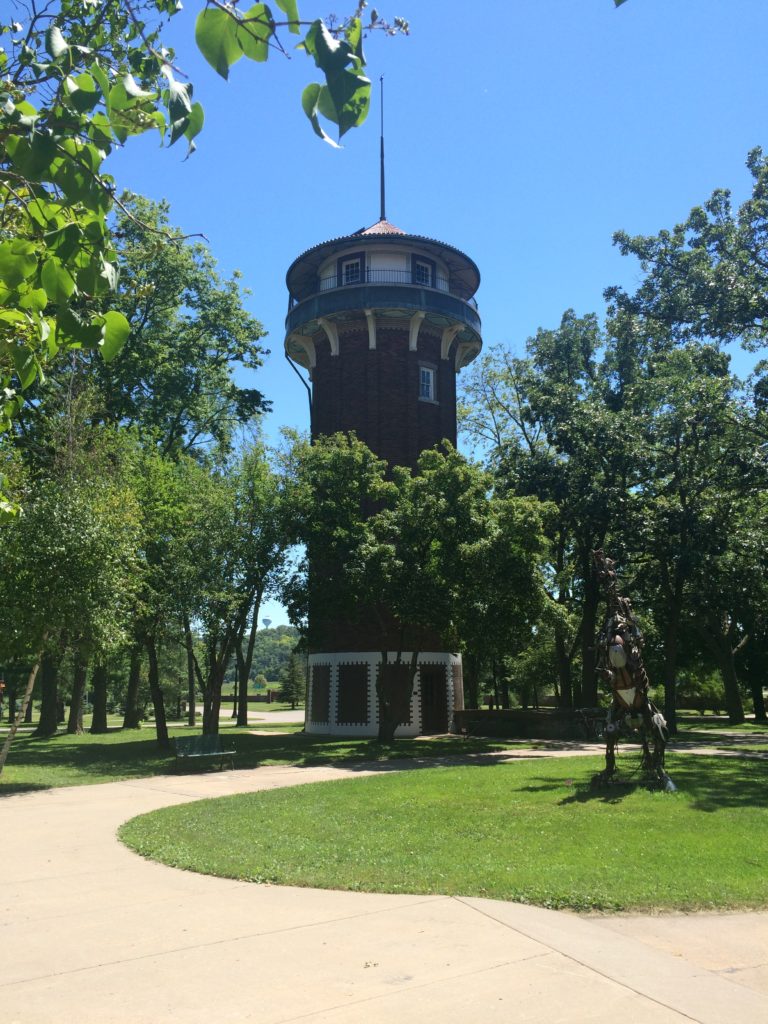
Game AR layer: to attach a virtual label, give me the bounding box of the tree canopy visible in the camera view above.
[460,148,768,726]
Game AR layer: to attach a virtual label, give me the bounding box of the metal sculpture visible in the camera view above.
[591,549,676,792]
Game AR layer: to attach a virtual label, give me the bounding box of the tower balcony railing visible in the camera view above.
[288,269,478,310]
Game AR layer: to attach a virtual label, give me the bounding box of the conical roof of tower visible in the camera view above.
[355,218,407,236]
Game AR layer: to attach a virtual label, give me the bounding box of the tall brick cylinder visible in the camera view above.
[285,218,482,736]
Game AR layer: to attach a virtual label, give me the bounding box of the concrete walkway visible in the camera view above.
[2,757,767,1024]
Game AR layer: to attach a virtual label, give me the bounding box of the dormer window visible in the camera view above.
[412,255,435,287]
[343,258,361,284]
[337,251,366,288]
[414,260,431,285]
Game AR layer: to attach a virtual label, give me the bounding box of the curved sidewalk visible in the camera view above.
[2,757,767,1024]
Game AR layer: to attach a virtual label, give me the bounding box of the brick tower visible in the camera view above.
[284,217,482,736]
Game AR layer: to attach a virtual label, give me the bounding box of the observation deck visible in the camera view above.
[284,220,483,372]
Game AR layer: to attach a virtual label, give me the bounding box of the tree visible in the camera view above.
[279,653,305,708]
[0,447,139,762]
[128,448,202,746]
[603,150,768,724]
[185,445,291,734]
[96,195,269,456]
[609,149,768,355]
[0,1,408,509]
[461,312,639,708]
[287,435,547,741]
[616,341,765,728]
[237,626,299,681]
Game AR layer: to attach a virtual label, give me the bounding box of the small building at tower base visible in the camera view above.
[305,651,464,737]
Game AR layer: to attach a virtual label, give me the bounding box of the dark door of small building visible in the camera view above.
[419,665,448,734]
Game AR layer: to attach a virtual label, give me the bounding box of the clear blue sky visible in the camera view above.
[109,0,768,624]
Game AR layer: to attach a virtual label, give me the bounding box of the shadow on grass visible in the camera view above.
[674,732,768,748]
[0,725,520,792]
[0,781,53,796]
[559,778,652,806]
[529,740,606,751]
[554,754,768,812]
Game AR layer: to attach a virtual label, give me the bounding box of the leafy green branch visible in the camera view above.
[0,0,407,513]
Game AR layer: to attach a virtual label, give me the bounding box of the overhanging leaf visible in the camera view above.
[276,0,300,34]
[195,8,243,79]
[5,133,57,180]
[301,19,370,139]
[122,73,155,100]
[19,288,48,313]
[100,310,130,362]
[301,83,340,148]
[166,76,193,120]
[11,343,38,390]
[56,307,104,349]
[185,102,205,144]
[237,4,273,61]
[0,241,38,287]
[45,25,68,60]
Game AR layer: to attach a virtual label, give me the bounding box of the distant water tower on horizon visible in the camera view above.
[284,102,483,737]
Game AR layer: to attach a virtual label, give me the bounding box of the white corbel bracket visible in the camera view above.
[364,308,377,350]
[455,340,481,371]
[287,333,316,374]
[440,324,463,360]
[409,311,426,351]
[318,317,340,357]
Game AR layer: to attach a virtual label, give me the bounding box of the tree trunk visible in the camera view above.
[8,684,18,722]
[67,652,88,734]
[463,652,480,709]
[34,653,59,737]
[202,669,224,735]
[24,694,33,722]
[579,569,600,706]
[700,620,745,725]
[202,637,225,736]
[0,654,45,775]
[90,663,109,733]
[749,676,767,723]
[236,597,261,727]
[662,605,681,736]
[183,616,196,727]
[230,676,238,718]
[123,647,143,729]
[554,625,573,708]
[235,642,248,724]
[202,626,241,736]
[146,636,170,748]
[717,647,745,725]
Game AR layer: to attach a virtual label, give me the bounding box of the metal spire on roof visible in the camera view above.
[379,75,386,222]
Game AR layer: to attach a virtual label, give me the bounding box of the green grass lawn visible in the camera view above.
[0,724,524,794]
[219,698,304,713]
[119,754,768,913]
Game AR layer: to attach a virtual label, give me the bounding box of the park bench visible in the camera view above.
[173,734,236,772]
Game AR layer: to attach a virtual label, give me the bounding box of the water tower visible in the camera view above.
[284,204,482,736]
